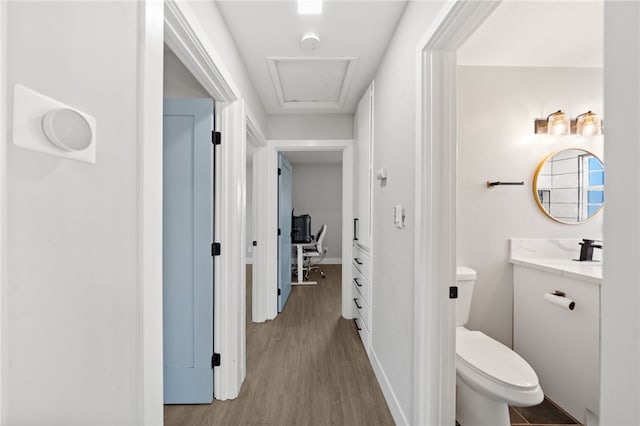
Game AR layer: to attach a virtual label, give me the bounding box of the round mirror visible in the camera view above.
[533,148,604,224]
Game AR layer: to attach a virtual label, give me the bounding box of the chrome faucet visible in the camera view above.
[578,239,602,262]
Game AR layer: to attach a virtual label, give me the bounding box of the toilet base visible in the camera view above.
[456,375,510,426]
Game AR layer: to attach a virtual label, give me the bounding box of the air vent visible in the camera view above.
[267,57,357,110]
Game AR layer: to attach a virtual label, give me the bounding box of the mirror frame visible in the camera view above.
[532,147,604,225]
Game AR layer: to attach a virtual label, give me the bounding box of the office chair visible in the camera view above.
[303,224,327,279]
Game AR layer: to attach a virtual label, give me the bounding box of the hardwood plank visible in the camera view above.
[164,265,394,425]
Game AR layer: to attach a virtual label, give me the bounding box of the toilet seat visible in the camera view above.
[456,328,543,406]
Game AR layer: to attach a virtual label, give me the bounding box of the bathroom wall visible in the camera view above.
[267,114,353,140]
[290,162,343,261]
[457,66,604,347]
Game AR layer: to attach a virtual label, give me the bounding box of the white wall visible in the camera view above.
[457,66,604,347]
[369,1,446,423]
[5,2,142,424]
[290,162,343,261]
[185,1,267,133]
[267,114,353,140]
[164,44,210,98]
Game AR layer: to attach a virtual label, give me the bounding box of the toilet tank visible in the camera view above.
[456,266,477,326]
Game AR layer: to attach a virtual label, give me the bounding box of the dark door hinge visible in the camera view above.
[278,167,282,176]
[212,131,221,145]
[252,241,258,246]
[212,242,221,256]
[449,286,458,299]
[278,228,281,236]
[278,288,281,296]
[212,353,221,368]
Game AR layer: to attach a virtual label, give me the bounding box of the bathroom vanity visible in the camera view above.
[510,239,601,426]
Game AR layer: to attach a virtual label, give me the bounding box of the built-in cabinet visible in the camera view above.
[353,83,373,350]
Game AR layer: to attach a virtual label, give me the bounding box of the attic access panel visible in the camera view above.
[267,57,357,110]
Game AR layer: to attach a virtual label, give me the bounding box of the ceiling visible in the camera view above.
[458,0,603,68]
[216,0,407,114]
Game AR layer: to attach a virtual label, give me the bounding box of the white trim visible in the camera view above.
[161,0,261,401]
[214,100,247,399]
[370,348,409,426]
[0,1,6,420]
[164,0,239,102]
[246,108,267,148]
[413,2,500,425]
[601,3,640,423]
[138,1,164,424]
[254,140,353,322]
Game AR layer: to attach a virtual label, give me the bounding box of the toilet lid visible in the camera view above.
[456,330,539,390]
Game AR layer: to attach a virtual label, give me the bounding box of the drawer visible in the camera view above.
[353,245,370,280]
[352,290,370,331]
[352,265,370,306]
[353,317,370,350]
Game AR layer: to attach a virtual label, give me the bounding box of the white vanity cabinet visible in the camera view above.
[353,83,374,350]
[513,263,600,425]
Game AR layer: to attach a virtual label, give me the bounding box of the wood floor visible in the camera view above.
[164,264,394,426]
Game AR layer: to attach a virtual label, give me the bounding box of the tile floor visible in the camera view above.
[510,398,582,425]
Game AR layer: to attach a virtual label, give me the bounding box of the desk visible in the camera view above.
[293,243,317,285]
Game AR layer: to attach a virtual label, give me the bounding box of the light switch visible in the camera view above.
[394,205,405,229]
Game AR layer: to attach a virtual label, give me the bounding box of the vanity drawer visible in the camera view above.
[353,245,370,280]
[352,265,370,305]
[352,289,370,331]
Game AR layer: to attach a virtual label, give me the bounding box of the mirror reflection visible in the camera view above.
[533,148,604,224]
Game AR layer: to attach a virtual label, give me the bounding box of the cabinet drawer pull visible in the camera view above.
[353,278,363,287]
[354,298,362,309]
[354,258,363,265]
[354,318,362,331]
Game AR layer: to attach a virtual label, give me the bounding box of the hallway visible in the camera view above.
[164,265,394,425]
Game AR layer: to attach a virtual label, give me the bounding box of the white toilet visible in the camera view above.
[455,266,543,426]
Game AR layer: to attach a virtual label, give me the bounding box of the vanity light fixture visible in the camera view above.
[534,110,603,136]
[575,111,603,136]
[298,0,322,14]
[534,110,570,135]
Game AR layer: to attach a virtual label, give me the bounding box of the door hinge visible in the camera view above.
[252,241,258,246]
[212,353,221,368]
[211,242,221,256]
[212,131,221,145]
[278,228,281,236]
[278,288,281,296]
[278,167,282,176]
[449,286,458,299]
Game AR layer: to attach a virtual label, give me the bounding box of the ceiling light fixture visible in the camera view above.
[298,0,322,15]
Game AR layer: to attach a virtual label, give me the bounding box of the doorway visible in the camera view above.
[251,140,354,323]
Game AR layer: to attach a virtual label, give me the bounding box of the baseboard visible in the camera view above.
[369,347,410,426]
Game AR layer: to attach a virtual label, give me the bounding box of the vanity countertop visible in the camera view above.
[509,257,602,285]
[509,238,603,285]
